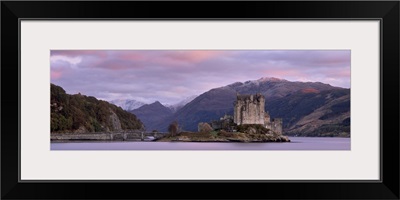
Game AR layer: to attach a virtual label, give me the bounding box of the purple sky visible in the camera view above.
[50,50,350,105]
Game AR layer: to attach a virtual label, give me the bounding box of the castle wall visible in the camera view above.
[271,118,283,135]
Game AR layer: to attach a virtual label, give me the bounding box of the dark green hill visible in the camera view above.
[51,84,144,133]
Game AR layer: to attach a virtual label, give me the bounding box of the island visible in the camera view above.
[157,93,290,142]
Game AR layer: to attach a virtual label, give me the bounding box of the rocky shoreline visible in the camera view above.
[50,132,290,143]
[51,125,291,143]
[156,131,290,143]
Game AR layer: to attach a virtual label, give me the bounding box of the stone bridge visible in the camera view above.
[110,132,168,141]
[50,131,168,141]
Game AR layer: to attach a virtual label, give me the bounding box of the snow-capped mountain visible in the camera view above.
[164,95,198,113]
[109,99,146,111]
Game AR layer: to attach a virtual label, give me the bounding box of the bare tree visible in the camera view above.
[168,121,179,136]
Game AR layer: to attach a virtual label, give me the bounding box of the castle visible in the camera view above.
[199,93,283,134]
[234,93,282,134]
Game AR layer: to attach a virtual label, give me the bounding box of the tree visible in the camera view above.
[168,121,179,136]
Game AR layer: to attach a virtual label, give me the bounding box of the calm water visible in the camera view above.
[51,137,350,150]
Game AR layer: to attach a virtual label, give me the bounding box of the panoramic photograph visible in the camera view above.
[50,50,350,150]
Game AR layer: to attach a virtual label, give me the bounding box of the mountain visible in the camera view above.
[130,101,174,131]
[165,95,198,113]
[51,84,144,133]
[109,99,145,111]
[110,95,197,113]
[225,77,339,100]
[151,77,350,137]
[266,89,350,136]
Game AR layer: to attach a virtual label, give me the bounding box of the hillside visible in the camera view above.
[51,84,144,133]
[266,89,350,136]
[150,77,350,137]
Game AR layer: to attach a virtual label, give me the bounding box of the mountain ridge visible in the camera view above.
[109,99,146,111]
[130,101,174,131]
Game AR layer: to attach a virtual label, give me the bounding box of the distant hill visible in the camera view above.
[51,84,144,133]
[109,95,197,113]
[109,99,145,111]
[148,77,350,137]
[130,101,173,131]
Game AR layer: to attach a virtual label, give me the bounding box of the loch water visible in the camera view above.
[51,137,350,150]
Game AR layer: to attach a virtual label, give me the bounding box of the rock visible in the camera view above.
[108,109,122,131]
[174,136,190,142]
[247,127,257,134]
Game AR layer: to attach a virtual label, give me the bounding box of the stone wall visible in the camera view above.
[271,118,283,135]
[108,109,122,131]
[50,133,112,140]
[50,132,167,141]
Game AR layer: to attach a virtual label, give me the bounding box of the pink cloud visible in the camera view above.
[326,68,351,77]
[51,71,62,79]
[162,51,225,64]
[181,51,223,62]
[317,52,350,64]
[107,62,131,70]
[117,52,146,61]
[262,68,304,77]
[50,50,351,104]
[51,50,228,71]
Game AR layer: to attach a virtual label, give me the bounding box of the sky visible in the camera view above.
[50,50,350,105]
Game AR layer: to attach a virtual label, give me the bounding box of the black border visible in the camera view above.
[2,1,399,199]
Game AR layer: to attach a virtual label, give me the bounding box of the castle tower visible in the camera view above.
[234,93,265,125]
[264,112,271,129]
